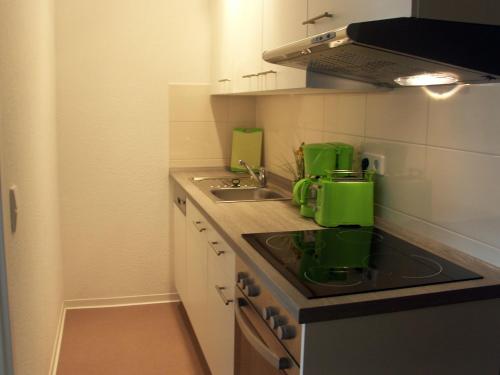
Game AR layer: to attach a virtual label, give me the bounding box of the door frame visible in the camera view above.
[0,177,14,375]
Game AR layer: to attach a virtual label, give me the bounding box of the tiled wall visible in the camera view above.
[256,85,500,266]
[169,84,256,168]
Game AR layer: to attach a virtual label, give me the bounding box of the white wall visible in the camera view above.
[56,0,212,300]
[0,1,64,374]
[169,84,256,168]
[257,85,500,267]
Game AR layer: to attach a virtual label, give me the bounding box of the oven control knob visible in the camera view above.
[277,325,296,340]
[236,272,249,283]
[238,277,253,289]
[243,284,260,297]
[269,315,286,329]
[261,306,278,320]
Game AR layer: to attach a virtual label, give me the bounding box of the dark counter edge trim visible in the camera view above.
[170,175,500,324]
[298,284,500,324]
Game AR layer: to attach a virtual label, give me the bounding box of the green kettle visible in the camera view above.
[292,178,317,218]
[294,142,355,219]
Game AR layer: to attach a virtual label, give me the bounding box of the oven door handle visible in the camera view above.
[235,298,291,370]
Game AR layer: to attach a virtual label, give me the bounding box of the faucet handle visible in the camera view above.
[259,166,267,186]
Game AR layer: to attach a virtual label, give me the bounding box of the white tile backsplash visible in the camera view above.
[263,125,297,180]
[256,85,500,266]
[170,122,229,160]
[363,139,430,220]
[323,132,364,151]
[297,127,324,144]
[227,96,256,124]
[169,84,256,168]
[295,95,324,130]
[366,88,429,144]
[426,147,500,249]
[428,84,500,155]
[169,84,227,122]
[324,94,366,136]
[257,95,297,128]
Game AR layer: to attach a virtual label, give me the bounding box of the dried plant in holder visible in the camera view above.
[279,143,305,183]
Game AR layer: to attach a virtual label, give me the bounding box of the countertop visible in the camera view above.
[170,167,500,324]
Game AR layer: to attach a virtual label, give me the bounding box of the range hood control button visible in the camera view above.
[236,272,249,283]
[238,277,253,289]
[243,284,260,297]
[270,315,286,329]
[261,306,278,320]
[277,325,296,340]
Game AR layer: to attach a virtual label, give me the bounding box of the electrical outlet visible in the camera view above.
[361,152,386,176]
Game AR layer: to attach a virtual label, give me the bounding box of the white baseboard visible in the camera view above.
[48,292,180,375]
[63,292,180,310]
[49,303,66,375]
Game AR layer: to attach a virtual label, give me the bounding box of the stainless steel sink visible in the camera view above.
[210,187,288,202]
[191,176,291,203]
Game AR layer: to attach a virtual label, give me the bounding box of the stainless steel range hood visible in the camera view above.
[262,17,500,89]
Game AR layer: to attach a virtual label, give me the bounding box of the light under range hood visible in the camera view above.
[263,17,500,89]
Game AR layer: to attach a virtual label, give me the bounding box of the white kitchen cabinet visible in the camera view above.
[306,0,412,36]
[211,0,412,94]
[232,0,264,93]
[205,230,235,375]
[211,0,236,94]
[183,198,235,375]
[262,0,308,90]
[173,203,187,301]
[185,199,210,352]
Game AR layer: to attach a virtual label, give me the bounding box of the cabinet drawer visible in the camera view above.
[187,209,211,235]
[205,276,235,375]
[207,230,235,281]
[206,230,235,375]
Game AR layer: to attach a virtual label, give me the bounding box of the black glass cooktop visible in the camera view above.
[242,227,482,299]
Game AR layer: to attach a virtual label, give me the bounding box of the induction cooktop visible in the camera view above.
[242,227,482,299]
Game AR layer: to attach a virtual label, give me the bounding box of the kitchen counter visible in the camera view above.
[170,167,500,323]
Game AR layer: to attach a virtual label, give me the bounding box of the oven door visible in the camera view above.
[234,288,300,375]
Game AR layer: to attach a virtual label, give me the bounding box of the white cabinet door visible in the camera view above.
[233,0,264,93]
[173,204,186,301]
[262,0,308,90]
[211,0,236,94]
[205,234,235,375]
[307,0,412,36]
[185,199,236,374]
[185,200,209,352]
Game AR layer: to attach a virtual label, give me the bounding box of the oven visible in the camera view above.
[234,257,301,375]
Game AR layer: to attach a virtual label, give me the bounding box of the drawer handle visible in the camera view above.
[208,241,225,256]
[215,285,233,305]
[218,78,231,82]
[257,70,277,76]
[302,11,333,25]
[242,73,258,78]
[192,220,206,232]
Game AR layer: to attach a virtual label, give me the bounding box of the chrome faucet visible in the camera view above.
[238,160,266,187]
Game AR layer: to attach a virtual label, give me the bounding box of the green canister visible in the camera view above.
[303,143,337,177]
[328,142,354,170]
